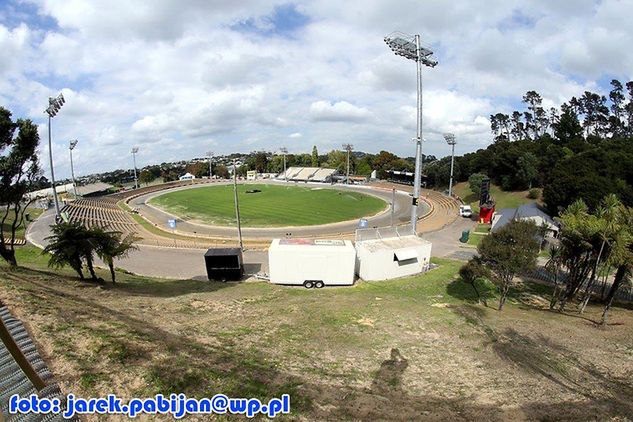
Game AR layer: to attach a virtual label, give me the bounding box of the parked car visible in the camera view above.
[459,205,473,218]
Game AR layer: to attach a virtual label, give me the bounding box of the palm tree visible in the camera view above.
[546,244,563,310]
[43,221,91,280]
[91,227,139,283]
[601,206,633,326]
[578,194,621,313]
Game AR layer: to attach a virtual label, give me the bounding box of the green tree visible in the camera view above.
[0,107,41,266]
[600,205,632,325]
[311,146,319,167]
[43,221,93,280]
[214,164,230,179]
[324,149,348,172]
[516,152,538,189]
[459,258,490,305]
[139,169,155,186]
[356,155,373,176]
[553,200,601,311]
[468,173,487,199]
[185,162,209,179]
[478,220,540,310]
[92,227,139,283]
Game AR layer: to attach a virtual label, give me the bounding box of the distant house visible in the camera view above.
[179,173,195,181]
[491,202,559,237]
[246,170,257,180]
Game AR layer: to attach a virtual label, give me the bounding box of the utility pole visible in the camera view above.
[342,143,353,184]
[69,140,78,198]
[280,147,288,182]
[443,133,456,197]
[131,147,139,189]
[206,151,213,179]
[391,188,396,226]
[233,159,243,251]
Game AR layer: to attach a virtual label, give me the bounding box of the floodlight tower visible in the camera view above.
[385,31,437,231]
[206,151,214,179]
[443,133,456,197]
[131,147,139,189]
[279,147,288,182]
[342,144,353,184]
[232,159,243,251]
[69,140,79,198]
[45,93,65,218]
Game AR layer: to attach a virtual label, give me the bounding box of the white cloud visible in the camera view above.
[1,0,631,177]
[309,100,371,122]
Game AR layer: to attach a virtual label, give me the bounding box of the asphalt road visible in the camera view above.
[27,207,478,280]
[128,181,428,238]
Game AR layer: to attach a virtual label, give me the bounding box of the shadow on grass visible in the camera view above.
[449,304,633,418]
[5,265,239,298]
[446,277,495,307]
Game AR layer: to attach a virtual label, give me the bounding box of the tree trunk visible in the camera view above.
[86,257,97,280]
[601,265,628,326]
[109,261,116,284]
[498,280,510,311]
[0,243,17,267]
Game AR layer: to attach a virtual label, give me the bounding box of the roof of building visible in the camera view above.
[356,234,431,252]
[491,202,558,233]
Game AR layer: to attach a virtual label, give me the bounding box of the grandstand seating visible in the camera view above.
[61,198,137,235]
[311,168,337,182]
[277,167,336,182]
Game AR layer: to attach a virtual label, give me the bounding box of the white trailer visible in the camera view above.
[355,235,432,281]
[268,239,356,288]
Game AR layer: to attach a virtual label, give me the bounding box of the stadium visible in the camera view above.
[3,3,633,421]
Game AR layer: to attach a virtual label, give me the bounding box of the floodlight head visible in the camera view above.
[280,147,288,154]
[46,92,65,117]
[443,133,456,145]
[342,143,353,151]
[69,140,78,150]
[131,147,139,154]
[384,31,438,67]
[206,151,214,157]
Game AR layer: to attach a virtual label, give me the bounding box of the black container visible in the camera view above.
[204,248,244,281]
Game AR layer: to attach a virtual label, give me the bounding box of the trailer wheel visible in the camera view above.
[314,280,324,289]
[303,280,314,289]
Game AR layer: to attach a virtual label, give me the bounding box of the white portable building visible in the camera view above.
[355,235,432,281]
[268,239,356,287]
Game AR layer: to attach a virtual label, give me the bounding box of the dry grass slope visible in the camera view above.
[1,248,632,420]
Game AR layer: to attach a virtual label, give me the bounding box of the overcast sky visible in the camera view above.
[1,0,632,178]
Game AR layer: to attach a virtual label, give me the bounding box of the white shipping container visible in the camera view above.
[268,238,356,287]
[355,235,432,281]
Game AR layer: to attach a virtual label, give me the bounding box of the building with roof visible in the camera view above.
[491,202,559,237]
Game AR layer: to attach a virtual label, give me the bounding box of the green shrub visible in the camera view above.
[527,188,540,199]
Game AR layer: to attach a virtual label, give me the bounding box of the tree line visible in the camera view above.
[424,80,633,215]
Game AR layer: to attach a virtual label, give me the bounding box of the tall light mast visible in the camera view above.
[385,32,437,231]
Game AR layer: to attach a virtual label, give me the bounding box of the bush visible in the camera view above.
[527,188,540,199]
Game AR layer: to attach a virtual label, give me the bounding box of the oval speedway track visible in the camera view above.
[128,180,427,239]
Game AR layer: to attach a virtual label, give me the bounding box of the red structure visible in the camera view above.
[479,177,495,223]
[479,205,495,224]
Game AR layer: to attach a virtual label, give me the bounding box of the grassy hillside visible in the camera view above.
[1,247,632,420]
[453,182,537,213]
[1,207,44,239]
[150,184,387,227]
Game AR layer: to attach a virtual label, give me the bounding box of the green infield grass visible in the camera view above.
[149,183,387,227]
